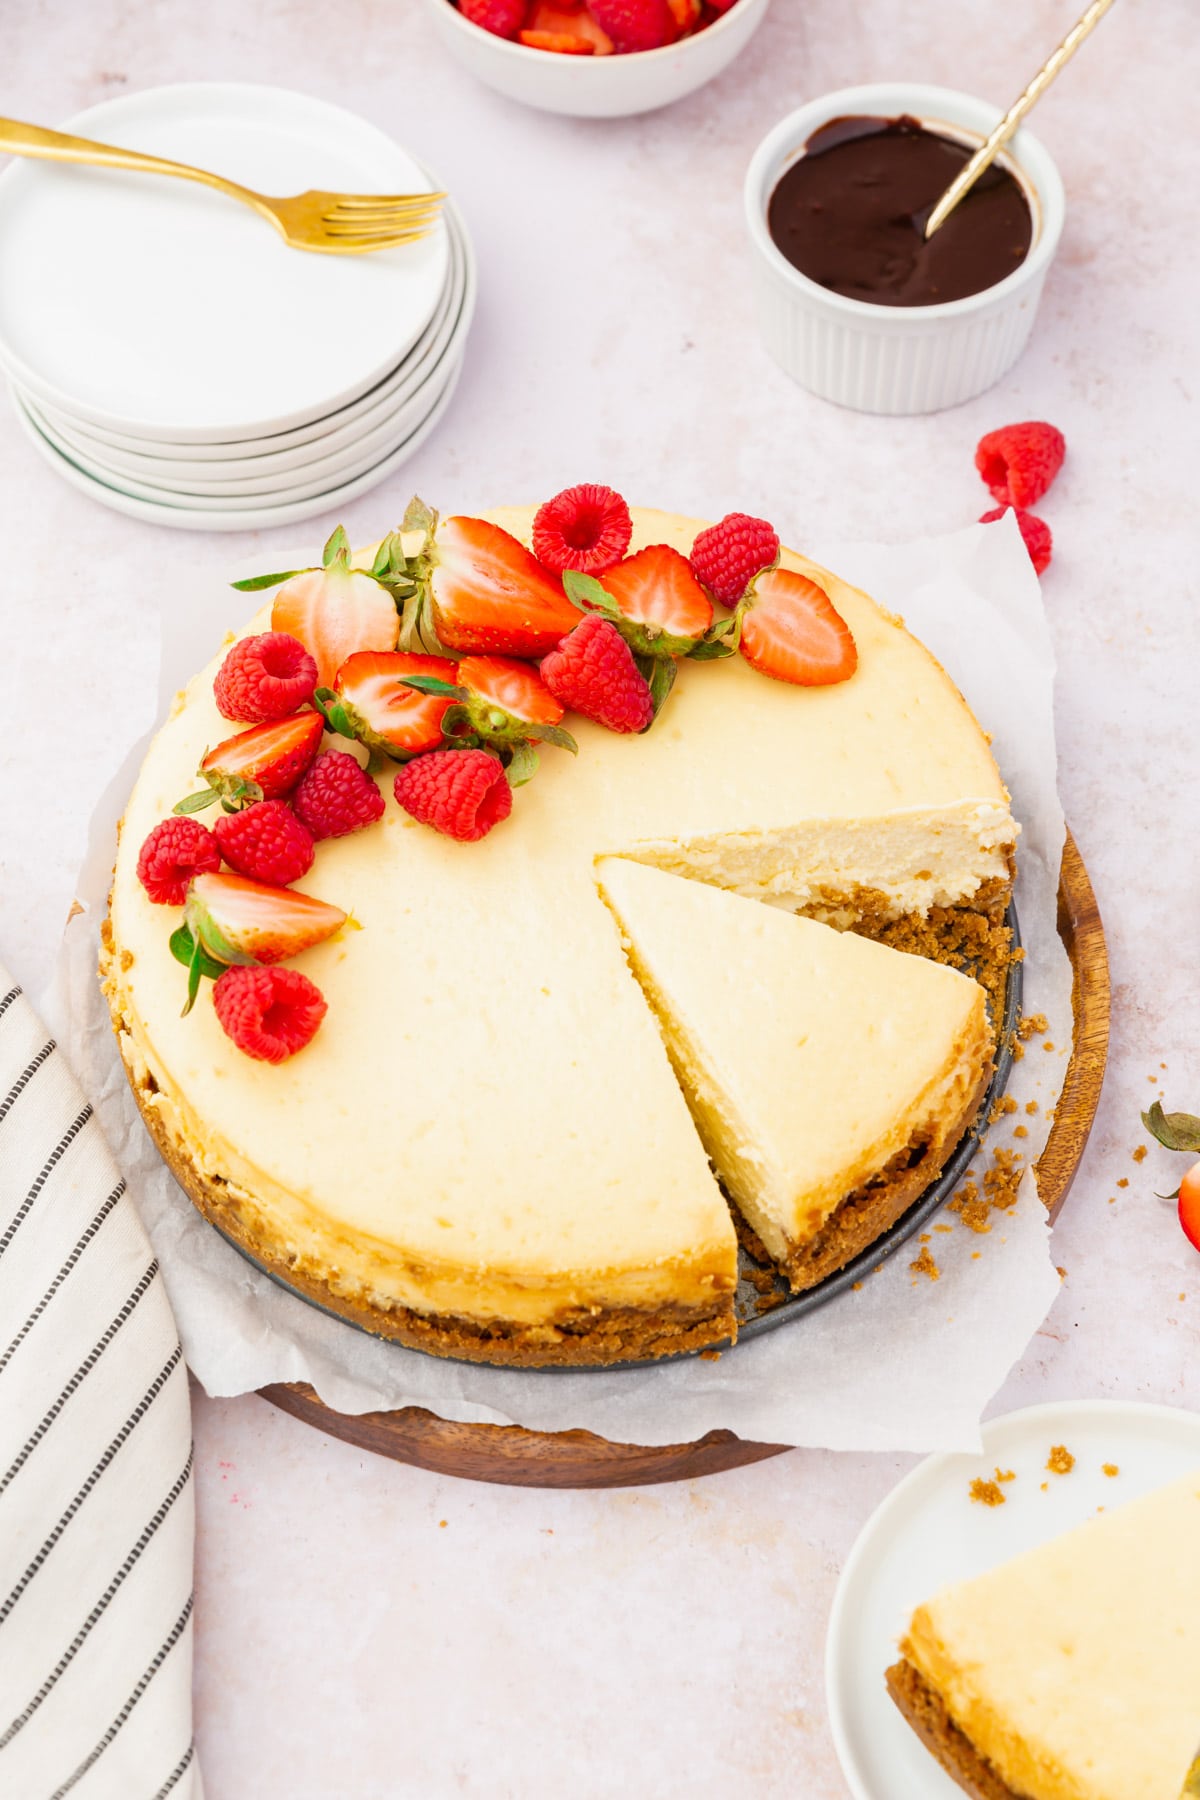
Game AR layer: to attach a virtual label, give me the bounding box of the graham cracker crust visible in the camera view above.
[885,1658,1020,1800]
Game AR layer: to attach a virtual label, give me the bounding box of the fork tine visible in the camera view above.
[320,218,439,240]
[322,204,443,228]
[317,226,435,254]
[328,191,446,210]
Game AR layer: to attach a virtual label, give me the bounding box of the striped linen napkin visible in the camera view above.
[0,964,199,1799]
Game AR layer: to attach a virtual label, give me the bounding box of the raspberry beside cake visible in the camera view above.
[102,500,1018,1367]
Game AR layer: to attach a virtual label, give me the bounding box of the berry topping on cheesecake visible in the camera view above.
[291,751,386,840]
[234,526,402,689]
[974,420,1066,508]
[212,965,328,1064]
[541,612,655,733]
[401,502,580,657]
[213,631,318,723]
[532,483,633,575]
[323,650,458,760]
[394,747,514,842]
[176,712,325,814]
[212,800,316,887]
[184,872,347,969]
[736,567,859,687]
[689,512,780,607]
[137,816,222,906]
[572,543,713,655]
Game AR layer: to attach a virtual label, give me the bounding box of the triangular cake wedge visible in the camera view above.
[887,1471,1200,1800]
[594,857,993,1290]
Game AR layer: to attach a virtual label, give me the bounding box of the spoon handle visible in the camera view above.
[924,0,1118,239]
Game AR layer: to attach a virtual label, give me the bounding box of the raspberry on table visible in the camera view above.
[291,751,386,840]
[979,506,1053,576]
[212,965,327,1063]
[975,422,1065,509]
[689,512,780,608]
[136,816,221,906]
[394,749,514,843]
[540,613,654,733]
[532,483,633,576]
[213,800,315,887]
[213,632,319,724]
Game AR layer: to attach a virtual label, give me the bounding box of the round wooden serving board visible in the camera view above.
[262,831,1110,1490]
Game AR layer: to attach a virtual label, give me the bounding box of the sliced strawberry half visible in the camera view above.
[525,0,615,49]
[234,526,403,690]
[577,544,713,655]
[398,501,580,657]
[455,656,567,737]
[185,873,347,969]
[175,712,325,814]
[328,651,459,760]
[736,568,858,688]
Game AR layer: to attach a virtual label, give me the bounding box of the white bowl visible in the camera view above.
[744,83,1066,415]
[423,0,770,118]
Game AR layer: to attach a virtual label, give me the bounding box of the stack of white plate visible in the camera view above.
[0,84,475,531]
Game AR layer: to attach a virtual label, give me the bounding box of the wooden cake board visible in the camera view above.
[261,831,1110,1490]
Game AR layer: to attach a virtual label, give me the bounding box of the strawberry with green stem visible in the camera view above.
[695,566,858,689]
[233,525,410,689]
[171,872,348,1014]
[400,654,577,788]
[175,712,325,815]
[562,544,712,719]
[316,651,459,762]
[1143,1100,1200,1253]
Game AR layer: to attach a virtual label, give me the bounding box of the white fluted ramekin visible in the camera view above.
[744,83,1065,415]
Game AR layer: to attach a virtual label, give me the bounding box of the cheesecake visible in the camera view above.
[595,856,992,1288]
[887,1472,1200,1799]
[102,505,1017,1366]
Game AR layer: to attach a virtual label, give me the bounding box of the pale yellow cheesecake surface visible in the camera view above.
[594,856,991,1267]
[902,1472,1200,1800]
[105,507,1016,1355]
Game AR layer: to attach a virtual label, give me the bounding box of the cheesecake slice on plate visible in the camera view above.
[594,856,992,1290]
[887,1471,1200,1800]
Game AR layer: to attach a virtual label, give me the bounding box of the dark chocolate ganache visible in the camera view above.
[767,114,1034,307]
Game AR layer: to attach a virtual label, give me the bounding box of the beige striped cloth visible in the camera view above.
[0,964,199,1798]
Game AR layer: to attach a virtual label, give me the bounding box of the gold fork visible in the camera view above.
[0,116,445,255]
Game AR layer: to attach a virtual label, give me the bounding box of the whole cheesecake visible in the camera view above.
[102,505,1017,1367]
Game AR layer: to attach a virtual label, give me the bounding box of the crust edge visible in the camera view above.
[885,1658,1021,1800]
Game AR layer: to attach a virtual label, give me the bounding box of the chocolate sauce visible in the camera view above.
[767,115,1033,307]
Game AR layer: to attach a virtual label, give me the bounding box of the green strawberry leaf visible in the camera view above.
[645,655,677,723]
[312,688,357,741]
[230,566,306,593]
[401,494,437,541]
[170,925,225,1016]
[401,675,466,698]
[1142,1101,1200,1153]
[322,525,351,570]
[505,742,540,788]
[563,570,620,618]
[532,723,578,755]
[439,703,476,742]
[173,787,218,816]
[218,777,263,814]
[688,637,738,661]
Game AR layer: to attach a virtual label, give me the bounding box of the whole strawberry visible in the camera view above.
[213,965,327,1063]
[540,613,654,733]
[979,505,1052,576]
[690,513,780,608]
[292,751,386,840]
[213,800,315,886]
[394,749,513,843]
[213,632,318,723]
[975,422,1065,509]
[137,817,221,906]
[459,0,528,37]
[588,0,676,49]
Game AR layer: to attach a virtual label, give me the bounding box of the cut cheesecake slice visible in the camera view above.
[594,857,992,1290]
[887,1472,1200,1800]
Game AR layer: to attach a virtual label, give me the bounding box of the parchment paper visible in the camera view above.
[58,514,1071,1453]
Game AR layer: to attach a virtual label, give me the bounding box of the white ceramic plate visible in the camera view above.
[0,83,449,441]
[16,224,474,497]
[27,197,475,465]
[826,1398,1200,1800]
[12,354,463,532]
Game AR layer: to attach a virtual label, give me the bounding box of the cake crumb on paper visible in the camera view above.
[852,1281,863,1291]
[910,1246,940,1282]
[699,1348,722,1362]
[1056,1266,1067,1279]
[1132,1145,1148,1163]
[994,1467,1016,1484]
[934,1223,953,1234]
[1018,1012,1048,1040]
[970,1477,1006,1507]
[1102,1463,1120,1478]
[1117,1177,1129,1188]
[1046,1444,1075,1476]
[1013,1125,1028,1138]
[1025,1100,1039,1114]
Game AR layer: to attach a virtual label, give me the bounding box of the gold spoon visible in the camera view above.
[924,0,1118,239]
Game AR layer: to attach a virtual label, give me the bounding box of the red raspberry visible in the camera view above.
[393,749,513,843]
[532,483,633,576]
[540,613,654,734]
[980,506,1053,576]
[136,816,221,906]
[975,422,1065,509]
[587,0,676,49]
[291,751,386,840]
[213,632,319,724]
[689,512,780,608]
[213,800,315,886]
[212,965,327,1063]
[458,0,527,36]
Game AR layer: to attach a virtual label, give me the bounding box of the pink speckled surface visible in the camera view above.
[3,0,1198,1794]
